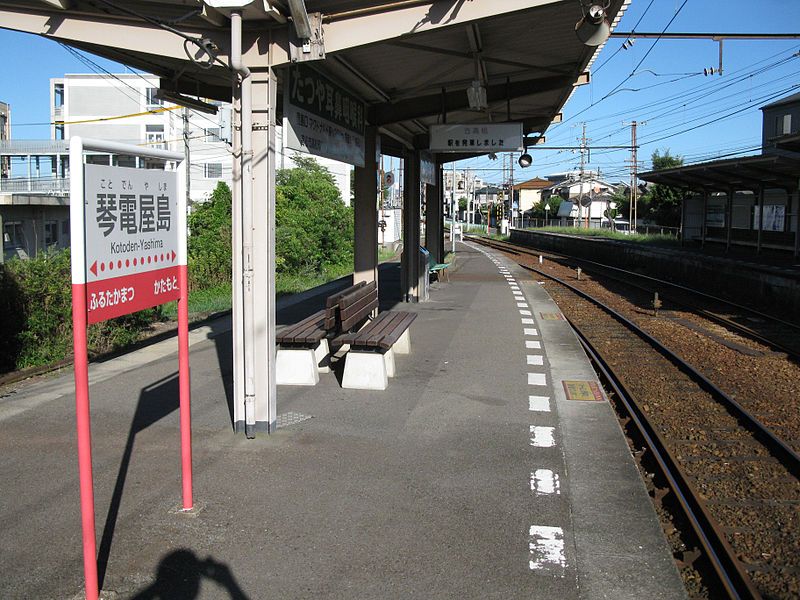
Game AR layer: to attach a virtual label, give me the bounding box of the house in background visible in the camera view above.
[513,176,550,216]
[539,171,619,225]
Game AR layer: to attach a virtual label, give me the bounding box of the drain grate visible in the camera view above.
[276,411,314,429]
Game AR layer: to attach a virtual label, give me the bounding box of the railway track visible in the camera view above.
[465,234,800,361]
[517,261,800,599]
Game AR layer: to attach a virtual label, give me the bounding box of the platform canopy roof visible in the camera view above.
[1,0,629,156]
[640,153,800,192]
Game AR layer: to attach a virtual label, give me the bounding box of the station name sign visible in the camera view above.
[429,123,523,153]
[284,64,366,167]
[83,164,181,323]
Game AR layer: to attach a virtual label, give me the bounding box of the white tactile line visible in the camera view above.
[529,526,566,574]
[520,310,532,316]
[527,372,546,385]
[521,318,535,325]
[530,469,560,495]
[530,425,555,447]
[526,355,544,366]
[528,395,550,412]
[523,328,538,336]
[525,340,541,349]
[516,302,528,308]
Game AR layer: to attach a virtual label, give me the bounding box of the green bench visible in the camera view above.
[428,253,451,282]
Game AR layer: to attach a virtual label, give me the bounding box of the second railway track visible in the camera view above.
[465,236,800,598]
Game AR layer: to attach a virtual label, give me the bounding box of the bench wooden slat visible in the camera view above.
[355,311,403,348]
[379,312,416,349]
[276,309,327,345]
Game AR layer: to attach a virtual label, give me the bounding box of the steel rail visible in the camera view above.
[465,234,800,358]
[520,262,800,479]
[572,324,757,600]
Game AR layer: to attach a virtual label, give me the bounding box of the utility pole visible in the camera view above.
[624,121,643,232]
[510,152,515,229]
[578,123,587,228]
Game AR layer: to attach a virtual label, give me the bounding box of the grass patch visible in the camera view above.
[378,245,400,262]
[160,283,233,321]
[533,226,680,245]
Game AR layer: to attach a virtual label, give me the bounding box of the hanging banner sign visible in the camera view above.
[82,164,181,324]
[284,64,366,167]
[420,151,436,185]
[429,123,523,153]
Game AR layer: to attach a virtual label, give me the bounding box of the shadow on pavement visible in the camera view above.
[97,374,181,588]
[129,549,249,599]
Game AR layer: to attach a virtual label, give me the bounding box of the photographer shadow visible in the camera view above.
[130,549,249,600]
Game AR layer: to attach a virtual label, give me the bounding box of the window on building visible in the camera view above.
[204,162,223,179]
[45,221,59,247]
[146,124,166,150]
[54,83,64,108]
[62,220,70,235]
[204,127,221,142]
[775,113,792,135]
[146,87,163,107]
[3,221,25,250]
[54,124,65,140]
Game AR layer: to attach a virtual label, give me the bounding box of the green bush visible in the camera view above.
[277,156,353,276]
[188,181,232,291]
[0,249,163,371]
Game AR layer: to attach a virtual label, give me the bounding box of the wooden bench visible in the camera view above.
[275,281,367,386]
[329,281,417,390]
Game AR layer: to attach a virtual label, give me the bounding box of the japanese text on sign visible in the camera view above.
[429,123,523,153]
[288,64,365,134]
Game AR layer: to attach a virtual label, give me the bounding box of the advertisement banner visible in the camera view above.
[284,64,366,167]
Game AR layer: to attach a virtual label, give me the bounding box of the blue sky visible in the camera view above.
[1,0,798,185]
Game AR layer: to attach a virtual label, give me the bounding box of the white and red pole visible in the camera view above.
[69,137,99,600]
[176,159,193,510]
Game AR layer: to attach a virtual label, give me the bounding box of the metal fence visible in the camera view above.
[0,177,70,194]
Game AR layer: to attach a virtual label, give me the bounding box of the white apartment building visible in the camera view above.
[51,74,351,205]
[51,73,232,205]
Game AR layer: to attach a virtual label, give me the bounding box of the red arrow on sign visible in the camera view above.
[171,250,176,262]
[90,261,98,276]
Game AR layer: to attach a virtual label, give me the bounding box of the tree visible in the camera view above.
[642,149,683,226]
[276,156,354,276]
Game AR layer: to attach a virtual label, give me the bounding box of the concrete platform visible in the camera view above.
[0,243,686,599]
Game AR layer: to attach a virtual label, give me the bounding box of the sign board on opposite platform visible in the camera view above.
[429,123,523,153]
[284,64,366,167]
[83,164,181,323]
[420,151,436,186]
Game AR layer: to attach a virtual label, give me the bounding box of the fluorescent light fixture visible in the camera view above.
[156,90,219,115]
[575,2,611,47]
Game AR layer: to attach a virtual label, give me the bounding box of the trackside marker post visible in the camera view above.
[69,138,190,600]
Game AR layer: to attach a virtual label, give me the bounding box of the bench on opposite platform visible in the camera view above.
[330,282,416,391]
[275,281,367,386]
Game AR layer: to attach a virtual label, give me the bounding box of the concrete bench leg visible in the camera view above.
[342,351,388,390]
[384,348,396,378]
[276,348,319,386]
[393,329,411,355]
[315,339,331,373]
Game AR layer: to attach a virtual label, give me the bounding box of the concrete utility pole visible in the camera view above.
[624,121,644,231]
[578,123,587,228]
[509,152,515,229]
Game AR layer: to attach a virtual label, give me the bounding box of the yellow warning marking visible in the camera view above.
[539,312,564,321]
[562,380,604,401]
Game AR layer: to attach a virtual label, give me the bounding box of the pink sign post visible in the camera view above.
[69,137,191,600]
